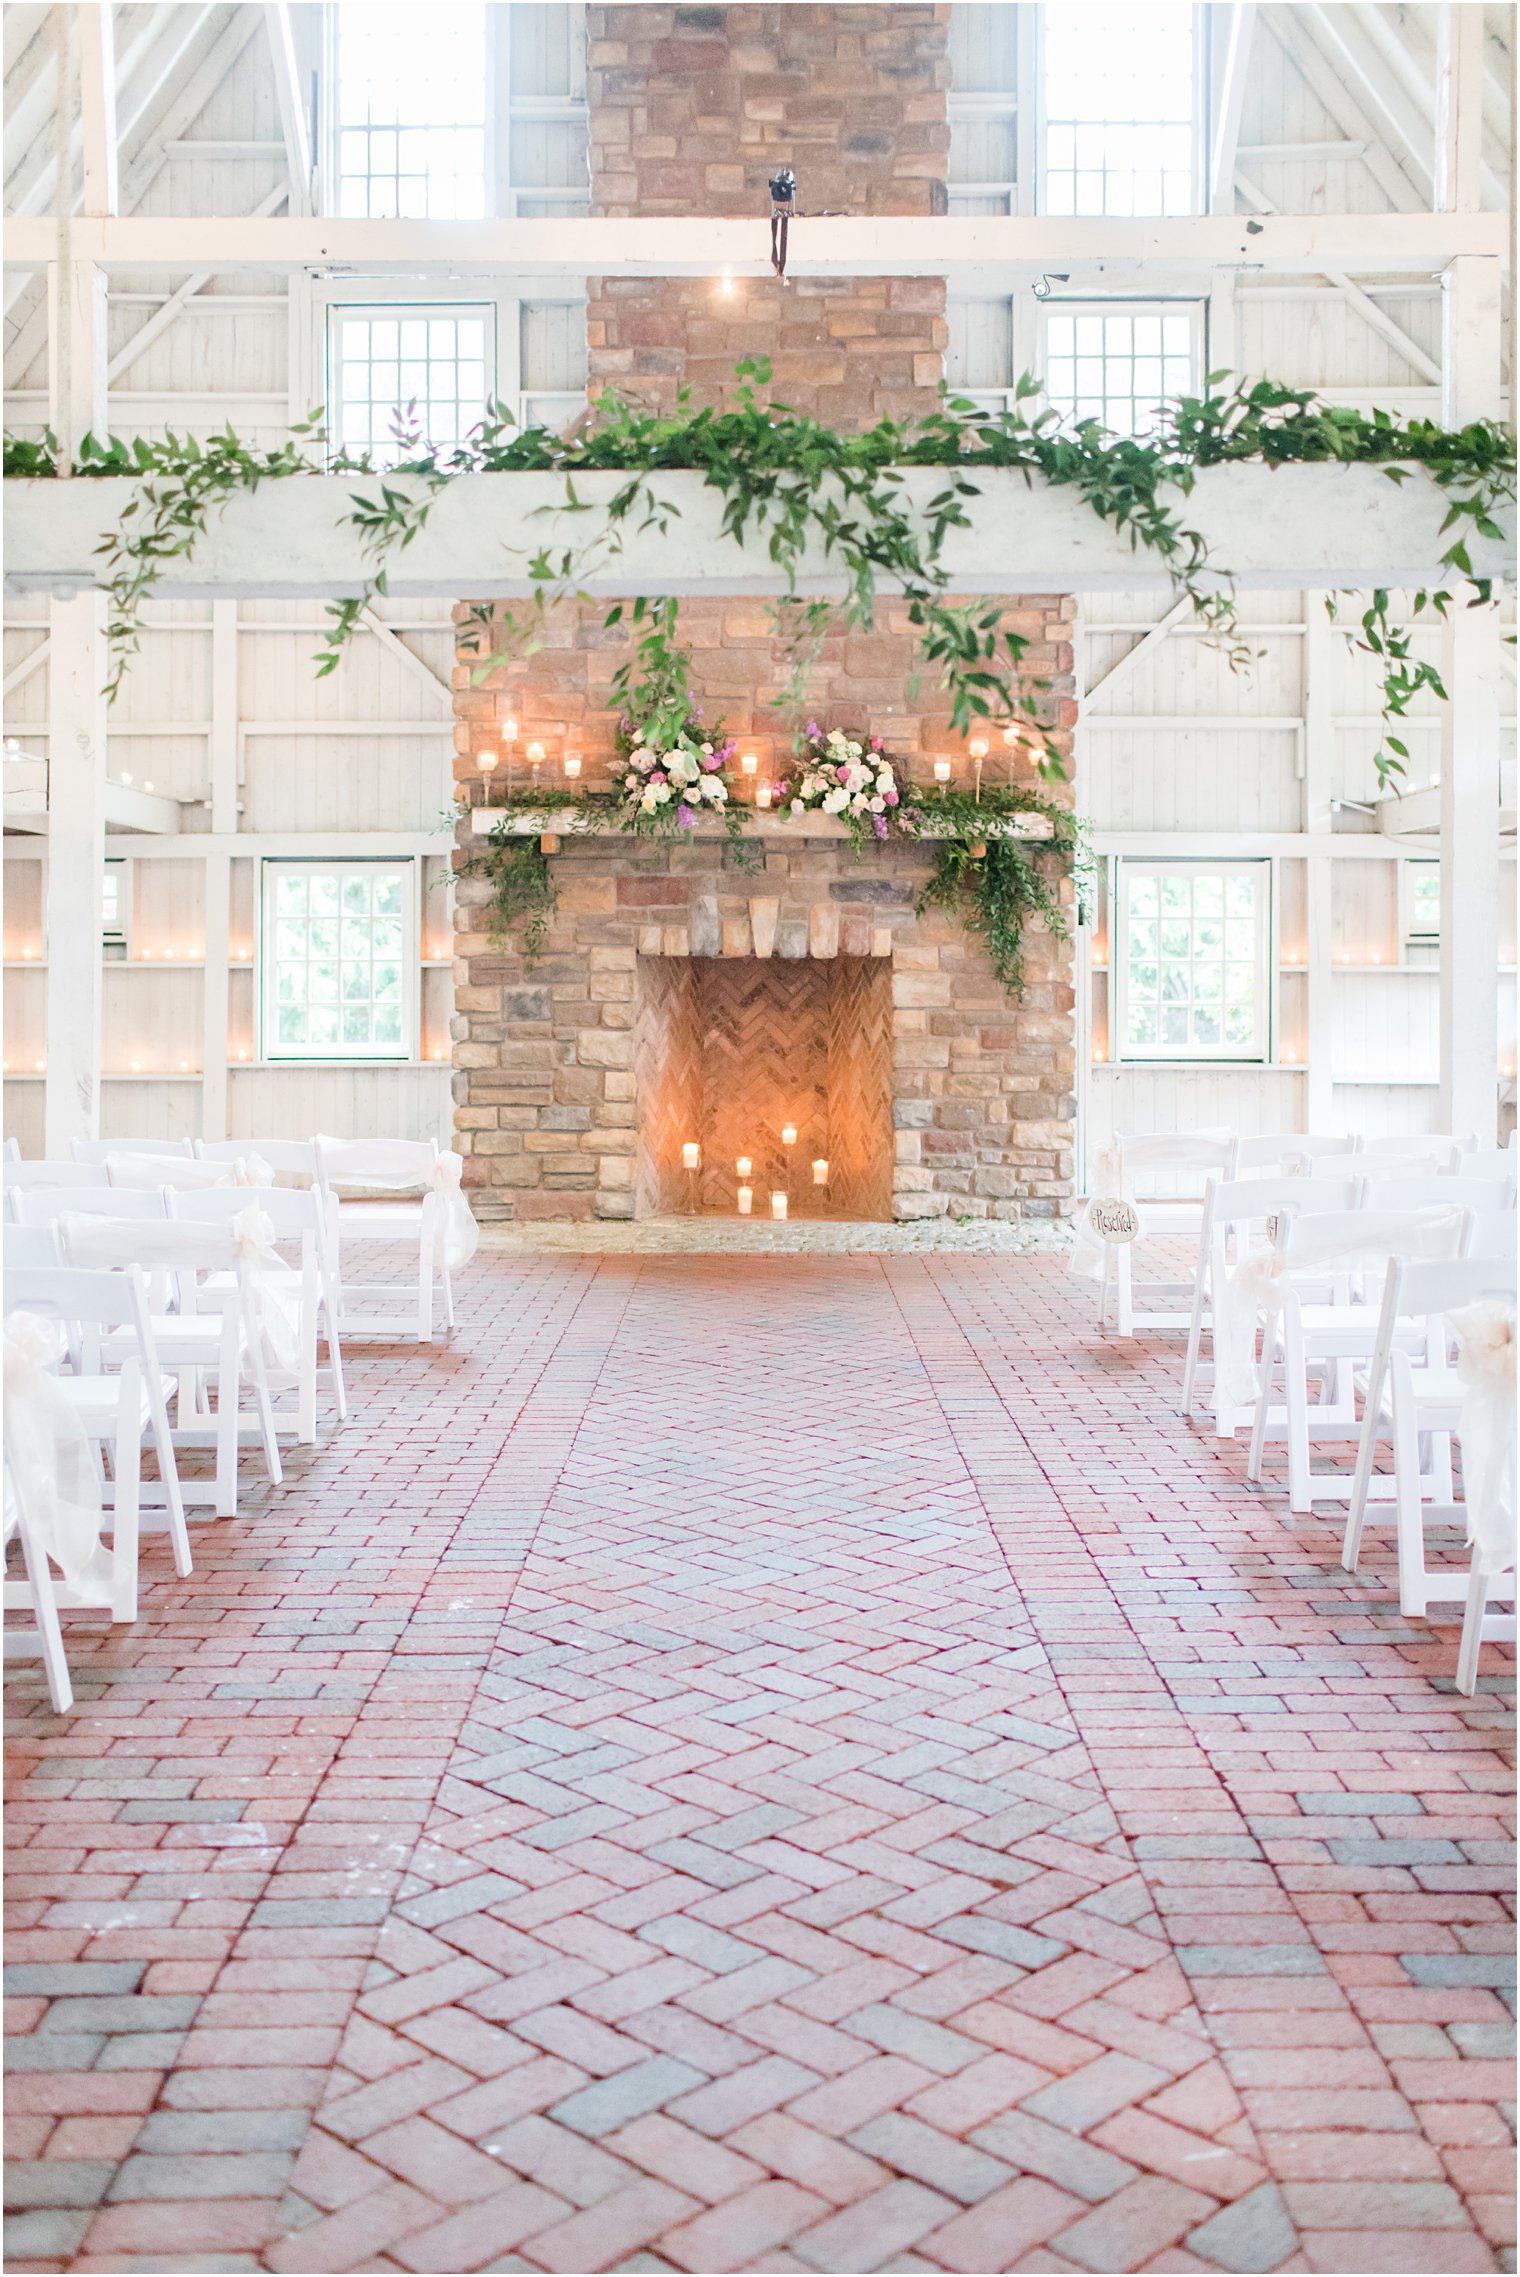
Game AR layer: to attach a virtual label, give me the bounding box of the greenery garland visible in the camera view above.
[7,368,1512,785]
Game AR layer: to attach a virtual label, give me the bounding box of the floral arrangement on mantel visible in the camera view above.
[456,714,1086,996]
[617,710,735,830]
[778,723,901,848]
[8,366,1512,786]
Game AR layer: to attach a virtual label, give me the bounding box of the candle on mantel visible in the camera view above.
[563,754,582,780]
[480,750,498,782]
[968,734,987,802]
[740,751,759,777]
[812,1158,829,1186]
[502,715,519,792]
[736,1155,752,1178]
[526,741,545,778]
[771,1191,788,1220]
[755,782,773,810]
[780,1123,797,1147]
[682,1141,700,1170]
[737,1185,752,1215]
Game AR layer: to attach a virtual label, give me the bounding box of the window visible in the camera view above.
[329,3,587,219]
[330,305,492,460]
[1043,2,1201,216]
[101,860,128,956]
[334,3,488,219]
[1404,860,1441,943]
[1116,862,1271,1061]
[946,298,1018,415]
[1042,302,1201,435]
[262,861,416,1061]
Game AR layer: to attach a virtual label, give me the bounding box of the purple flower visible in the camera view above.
[872,813,889,839]
[702,755,720,770]
[806,718,819,737]
[677,804,696,829]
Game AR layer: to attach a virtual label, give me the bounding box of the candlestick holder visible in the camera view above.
[681,1140,700,1215]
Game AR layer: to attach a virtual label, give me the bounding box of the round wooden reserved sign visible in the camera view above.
[1085,1195,1140,1244]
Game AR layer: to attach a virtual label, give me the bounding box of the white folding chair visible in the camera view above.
[1096,1131,1234,1338]
[4,1457,75,1712]
[16,1186,168,1229]
[197,1139,320,1182]
[1462,1149,1519,1188]
[3,1161,109,1193]
[6,1268,192,1622]
[1358,1175,1515,1218]
[5,1225,60,1269]
[54,1218,283,1518]
[105,1152,268,1193]
[1183,1173,1361,1437]
[1229,1135,1351,1176]
[71,1137,194,1165]
[3,1135,20,1163]
[171,1187,347,1440]
[1358,1133,1473,1171]
[1243,1205,1470,1513]
[1342,1256,1517,1616]
[315,1136,461,1344]
[1457,1562,1516,1694]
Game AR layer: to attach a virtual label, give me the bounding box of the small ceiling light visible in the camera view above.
[119,770,133,786]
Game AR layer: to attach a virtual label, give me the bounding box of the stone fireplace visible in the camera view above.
[447,2,1078,1224]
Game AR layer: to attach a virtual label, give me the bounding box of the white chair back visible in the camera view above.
[170,1186,321,1244]
[1358,1133,1471,1170]
[1465,1208,1519,1264]
[7,1261,157,1337]
[197,1138,319,1181]
[2,1135,19,1162]
[1272,1204,1470,1281]
[1230,1134,1351,1174]
[3,1161,106,1192]
[14,1186,168,1229]
[1206,1173,1362,1233]
[1463,1148,1519,1187]
[71,1137,194,1164]
[314,1135,440,1192]
[57,1215,246,1277]
[1359,1176,1515,1216]
[107,1151,272,1192]
[4,1224,59,1269]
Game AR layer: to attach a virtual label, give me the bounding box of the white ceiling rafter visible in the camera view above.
[358,606,453,709]
[1263,9,1425,214]
[106,181,290,384]
[262,1,311,217]
[1210,2,1257,214]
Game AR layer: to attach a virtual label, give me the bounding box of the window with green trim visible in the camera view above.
[261,861,416,1061]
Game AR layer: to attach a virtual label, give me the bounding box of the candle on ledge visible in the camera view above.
[737,1185,752,1215]
[780,1123,797,1147]
[736,1155,752,1178]
[479,750,498,778]
[502,714,519,746]
[968,736,989,762]
[933,758,952,784]
[740,751,758,776]
[563,754,582,780]
[812,1158,829,1186]
[682,1141,700,1170]
[771,1191,788,1220]
[526,741,545,775]
[755,781,772,810]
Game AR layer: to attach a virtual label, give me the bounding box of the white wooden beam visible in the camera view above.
[359,608,453,710]
[3,639,50,702]
[106,183,289,384]
[1211,3,1256,213]
[1083,597,1190,706]
[43,594,107,1153]
[8,462,1512,601]
[201,849,230,1141]
[1438,254,1503,1143]
[263,2,311,217]
[1437,2,1486,214]
[3,209,1505,280]
[1266,11,1425,214]
[1302,591,1337,1133]
[76,3,117,217]
[46,237,107,468]
[1298,3,1435,203]
[1234,171,1443,385]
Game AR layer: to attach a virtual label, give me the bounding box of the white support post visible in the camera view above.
[202,602,240,1142]
[77,2,118,216]
[44,595,108,1156]
[47,243,108,469]
[1436,3,1486,215]
[1437,253,1503,1142]
[1302,592,1336,1133]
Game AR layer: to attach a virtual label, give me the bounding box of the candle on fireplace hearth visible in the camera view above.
[812,1158,829,1185]
[771,1191,788,1220]
[563,754,582,779]
[780,1124,797,1148]
[737,1186,752,1215]
[755,782,772,809]
[682,1141,700,1170]
[740,751,758,775]
[736,1155,751,1178]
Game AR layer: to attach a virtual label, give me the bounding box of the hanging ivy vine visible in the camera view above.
[7,367,1512,784]
[904,784,1088,994]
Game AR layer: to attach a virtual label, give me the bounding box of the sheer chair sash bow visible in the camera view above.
[1447,1300,1517,1577]
[3,1312,115,1594]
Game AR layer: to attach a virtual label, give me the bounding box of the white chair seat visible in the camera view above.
[102,1314,241,1365]
[50,1374,155,1432]
[333,1199,426,1237]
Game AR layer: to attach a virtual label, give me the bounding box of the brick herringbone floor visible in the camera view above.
[5,1253,1514,2275]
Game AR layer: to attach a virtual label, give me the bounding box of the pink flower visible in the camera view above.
[836,765,849,782]
[870,736,883,749]
[702,755,720,770]
[650,770,668,786]
[885,787,899,806]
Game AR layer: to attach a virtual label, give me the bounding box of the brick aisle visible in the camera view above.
[5,1252,1514,2276]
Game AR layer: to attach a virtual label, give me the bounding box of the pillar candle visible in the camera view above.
[771,1191,788,1220]
[737,1186,752,1215]
[682,1141,700,1170]
[812,1158,829,1185]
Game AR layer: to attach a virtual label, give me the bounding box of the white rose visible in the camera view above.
[640,790,659,813]
[700,742,713,755]
[876,770,894,793]
[624,772,639,790]
[630,747,654,769]
[869,795,885,813]
[790,798,805,815]
[821,787,849,814]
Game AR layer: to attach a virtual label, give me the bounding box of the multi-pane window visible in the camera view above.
[329,3,587,219]
[262,862,415,1061]
[334,3,487,219]
[330,306,491,460]
[1116,862,1271,1061]
[1043,2,1200,216]
[1405,860,1441,942]
[1043,303,1201,435]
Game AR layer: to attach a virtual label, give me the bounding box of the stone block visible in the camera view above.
[808,902,840,958]
[776,920,808,959]
[577,1030,635,1069]
[690,895,722,956]
[661,926,691,956]
[721,918,752,957]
